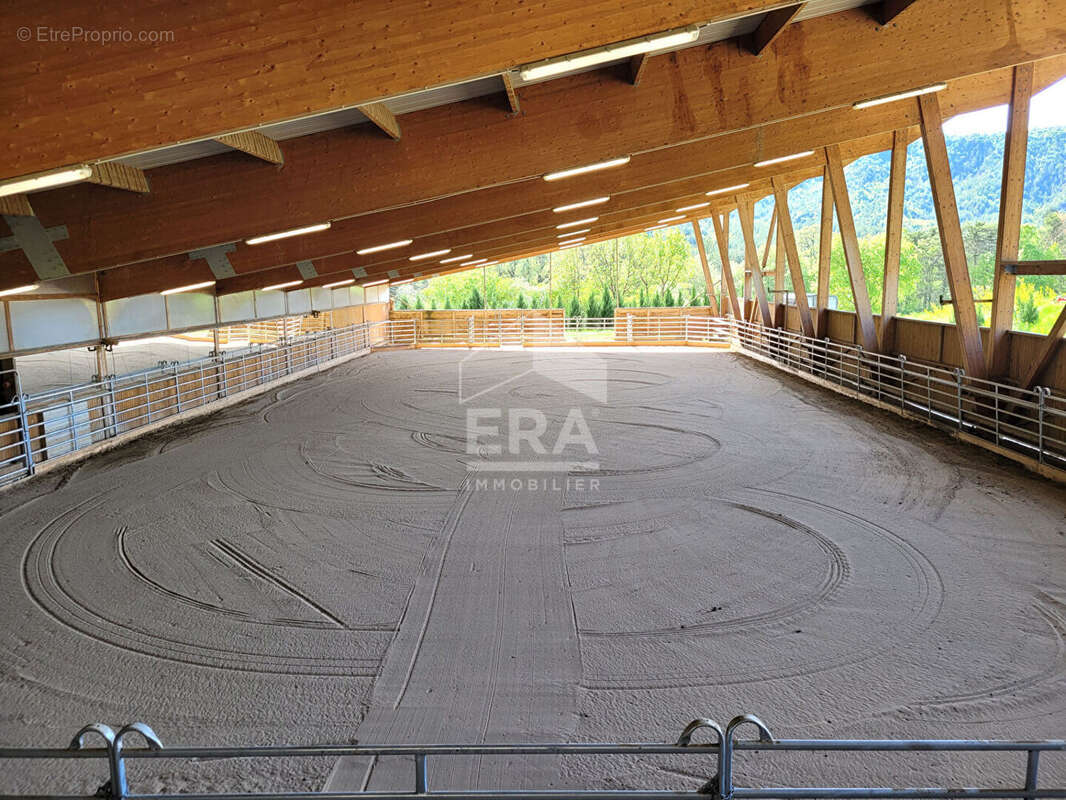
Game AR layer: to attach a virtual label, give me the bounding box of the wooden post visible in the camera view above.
[712,213,742,318]
[825,144,878,352]
[774,214,786,326]
[737,198,774,326]
[771,176,816,338]
[691,221,720,314]
[880,129,908,352]
[987,63,1034,378]
[817,166,833,338]
[918,92,986,379]
[1021,304,1066,390]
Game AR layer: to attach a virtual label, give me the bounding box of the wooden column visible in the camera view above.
[880,129,908,352]
[1020,305,1066,389]
[825,144,878,352]
[817,166,833,338]
[737,199,774,326]
[691,221,721,314]
[918,92,986,378]
[987,63,1035,378]
[771,176,816,338]
[774,214,786,326]
[712,214,742,318]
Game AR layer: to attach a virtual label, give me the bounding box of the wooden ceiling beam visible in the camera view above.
[5,0,801,180]
[748,3,806,55]
[86,163,150,193]
[0,194,34,216]
[502,74,522,114]
[629,54,651,86]
[7,50,1059,295]
[214,131,285,165]
[880,0,919,24]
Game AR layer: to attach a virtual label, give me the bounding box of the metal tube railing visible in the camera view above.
[0,714,1060,800]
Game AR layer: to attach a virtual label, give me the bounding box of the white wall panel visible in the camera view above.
[332,287,352,307]
[0,304,8,352]
[219,291,255,323]
[165,291,215,329]
[254,290,286,319]
[311,286,332,311]
[105,294,168,338]
[286,289,311,315]
[10,298,100,351]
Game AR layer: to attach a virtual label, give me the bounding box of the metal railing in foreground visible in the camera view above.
[730,318,1066,471]
[0,319,415,487]
[0,714,1061,800]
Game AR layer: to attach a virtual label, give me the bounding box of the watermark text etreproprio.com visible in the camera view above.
[17,26,175,44]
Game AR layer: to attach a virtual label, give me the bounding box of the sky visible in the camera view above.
[943,76,1066,136]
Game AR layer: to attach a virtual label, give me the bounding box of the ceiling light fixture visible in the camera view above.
[460,258,488,267]
[553,196,609,213]
[356,239,413,255]
[0,284,39,297]
[519,25,700,82]
[363,279,389,287]
[557,228,590,237]
[707,183,750,196]
[261,280,304,291]
[323,278,356,288]
[645,224,669,232]
[557,217,598,229]
[393,278,414,285]
[657,215,685,224]
[161,280,215,296]
[409,249,451,261]
[754,151,815,168]
[543,156,631,181]
[440,253,474,264]
[853,83,947,110]
[676,202,710,212]
[559,242,584,250]
[245,222,331,245]
[0,165,92,198]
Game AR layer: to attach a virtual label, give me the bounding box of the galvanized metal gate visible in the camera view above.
[1,714,1062,800]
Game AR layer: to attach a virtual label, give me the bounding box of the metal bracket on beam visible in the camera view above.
[0,216,71,279]
[296,260,318,279]
[188,244,238,279]
[939,294,993,306]
[352,267,367,278]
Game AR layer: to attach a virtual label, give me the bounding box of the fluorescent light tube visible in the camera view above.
[245,222,331,245]
[0,284,39,296]
[440,253,473,264]
[357,239,413,255]
[0,165,92,198]
[707,183,750,196]
[460,258,488,267]
[676,202,709,212]
[557,217,598,229]
[161,280,215,296]
[519,25,700,82]
[853,83,947,110]
[559,242,584,249]
[324,278,356,288]
[553,196,609,213]
[657,215,685,223]
[543,157,630,181]
[645,224,669,231]
[754,151,814,168]
[261,280,304,291]
[409,249,451,261]
[557,228,590,237]
[363,279,389,287]
[558,237,586,246]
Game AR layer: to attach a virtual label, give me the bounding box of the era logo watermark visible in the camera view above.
[466,407,598,471]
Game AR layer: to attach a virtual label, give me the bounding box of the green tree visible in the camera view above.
[600,286,615,319]
[516,293,527,309]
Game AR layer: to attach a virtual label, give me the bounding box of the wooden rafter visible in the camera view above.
[918,92,985,378]
[1004,260,1066,276]
[691,221,720,314]
[825,144,878,352]
[749,4,806,55]
[712,214,743,318]
[816,166,834,338]
[987,63,1034,377]
[501,73,521,114]
[737,198,774,326]
[87,162,149,193]
[880,0,919,24]
[880,128,908,351]
[215,131,285,164]
[359,103,401,140]
[771,175,816,337]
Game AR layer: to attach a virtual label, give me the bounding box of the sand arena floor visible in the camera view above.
[1,348,1065,795]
